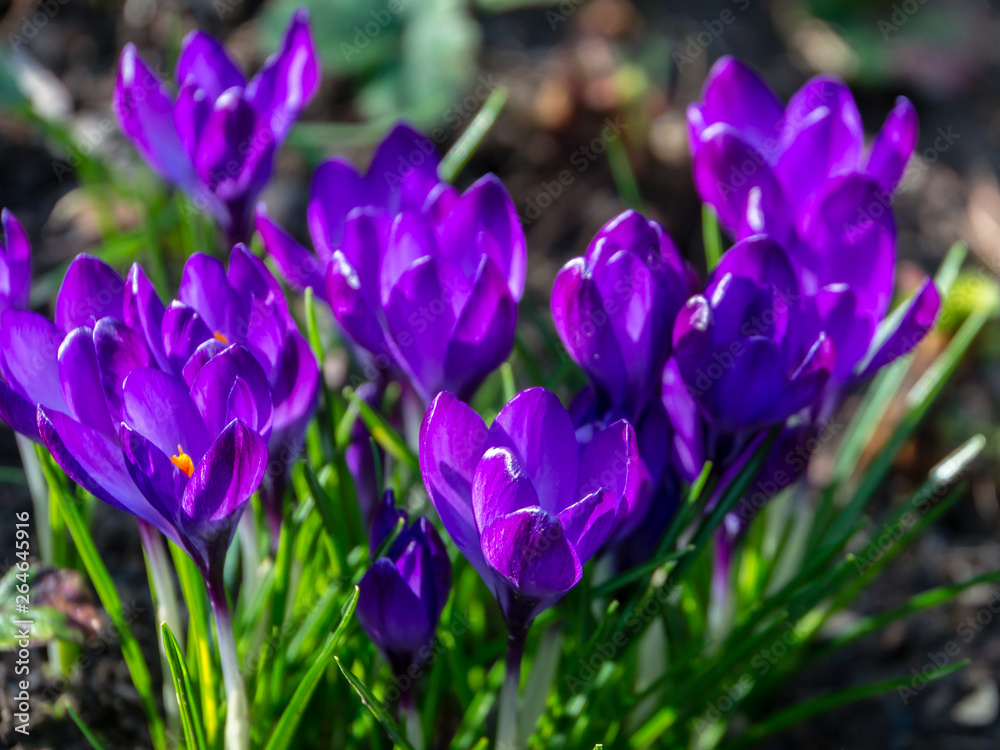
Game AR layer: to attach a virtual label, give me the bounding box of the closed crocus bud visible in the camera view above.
[420,388,641,633]
[552,209,697,419]
[114,10,318,243]
[258,123,527,405]
[357,491,452,679]
[0,209,31,312]
[670,235,835,435]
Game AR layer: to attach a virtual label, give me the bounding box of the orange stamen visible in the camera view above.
[213,331,229,344]
[170,444,195,478]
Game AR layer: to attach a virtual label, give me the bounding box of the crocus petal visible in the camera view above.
[858,277,940,378]
[179,419,267,567]
[557,487,618,565]
[270,331,319,433]
[256,203,327,296]
[434,175,527,301]
[123,263,169,372]
[416,516,452,621]
[775,333,836,421]
[161,302,213,374]
[120,422,188,527]
[357,558,433,656]
[175,30,245,98]
[698,56,784,154]
[58,328,115,441]
[713,235,798,298]
[173,81,211,162]
[471,447,540,531]
[366,122,442,207]
[0,209,31,310]
[797,174,896,318]
[661,357,706,483]
[380,210,437,307]
[551,258,628,406]
[442,257,517,401]
[326,251,389,357]
[383,256,453,401]
[245,8,319,142]
[692,123,785,236]
[38,406,179,545]
[307,158,371,260]
[93,317,152,424]
[575,419,641,520]
[481,507,582,601]
[488,388,578,516]
[779,76,864,183]
[193,88,256,189]
[0,309,66,412]
[0,381,40,440]
[227,243,292,326]
[55,254,125,332]
[122,367,211,463]
[808,285,875,380]
[189,345,273,440]
[180,338,228,387]
[419,392,490,580]
[114,44,199,193]
[866,96,918,194]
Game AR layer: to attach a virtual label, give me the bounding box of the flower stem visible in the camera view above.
[497,627,527,750]
[208,579,249,750]
[400,689,425,750]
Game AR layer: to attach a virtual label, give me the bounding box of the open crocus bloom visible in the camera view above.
[686,57,934,358]
[258,123,527,404]
[38,346,270,581]
[357,491,451,677]
[124,245,319,537]
[420,388,640,630]
[0,209,31,313]
[114,10,319,243]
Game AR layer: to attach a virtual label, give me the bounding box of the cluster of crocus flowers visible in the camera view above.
[114,10,319,244]
[0,243,310,750]
[258,123,527,406]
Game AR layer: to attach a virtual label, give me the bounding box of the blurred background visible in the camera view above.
[3,0,1000,747]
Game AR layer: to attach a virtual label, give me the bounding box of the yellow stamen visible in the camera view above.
[170,444,195,478]
[213,331,229,344]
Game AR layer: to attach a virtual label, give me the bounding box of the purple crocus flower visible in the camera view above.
[419,387,641,632]
[0,209,31,312]
[257,123,527,405]
[687,57,938,386]
[668,235,835,454]
[114,10,319,244]
[357,491,451,684]
[552,209,698,419]
[123,245,320,539]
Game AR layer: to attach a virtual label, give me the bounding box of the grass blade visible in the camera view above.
[335,656,416,750]
[265,586,359,750]
[67,704,107,750]
[724,660,969,750]
[438,85,508,183]
[161,623,208,750]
